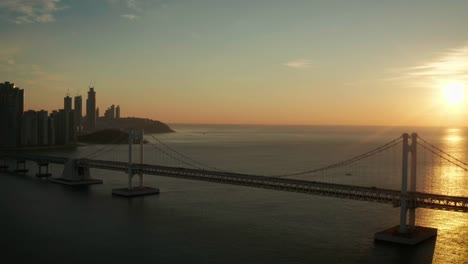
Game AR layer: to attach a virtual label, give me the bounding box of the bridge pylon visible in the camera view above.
[112,128,159,197]
[374,132,437,245]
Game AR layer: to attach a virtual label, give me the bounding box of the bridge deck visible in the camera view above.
[2,154,467,212]
[1,154,68,164]
[80,159,468,212]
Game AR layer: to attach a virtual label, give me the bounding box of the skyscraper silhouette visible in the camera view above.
[64,95,74,143]
[116,105,120,119]
[21,110,38,146]
[86,87,96,130]
[0,82,23,148]
[74,95,82,133]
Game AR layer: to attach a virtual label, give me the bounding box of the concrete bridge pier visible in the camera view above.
[14,159,29,174]
[35,162,52,179]
[50,159,103,186]
[112,129,159,197]
[375,133,437,245]
[0,158,8,172]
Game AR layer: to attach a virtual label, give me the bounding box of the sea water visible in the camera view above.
[0,125,466,263]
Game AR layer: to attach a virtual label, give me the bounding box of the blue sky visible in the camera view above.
[1,0,468,125]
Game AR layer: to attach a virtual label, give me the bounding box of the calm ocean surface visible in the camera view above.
[0,125,466,263]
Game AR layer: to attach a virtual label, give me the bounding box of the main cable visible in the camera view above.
[418,136,468,168]
[149,135,228,172]
[272,136,403,178]
[147,141,206,170]
[417,142,468,172]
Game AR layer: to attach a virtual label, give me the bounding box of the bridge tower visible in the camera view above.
[374,132,437,245]
[112,129,159,197]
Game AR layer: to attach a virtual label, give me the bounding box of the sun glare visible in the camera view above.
[442,81,465,106]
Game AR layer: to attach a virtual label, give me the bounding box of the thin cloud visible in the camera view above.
[284,59,313,69]
[121,14,138,20]
[125,0,142,12]
[409,46,468,80]
[108,0,143,12]
[0,0,66,24]
[0,47,20,70]
[108,0,169,19]
[0,52,67,94]
[389,45,468,86]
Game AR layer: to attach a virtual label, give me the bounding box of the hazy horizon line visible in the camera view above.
[167,122,465,129]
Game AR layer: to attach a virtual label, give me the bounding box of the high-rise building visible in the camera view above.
[104,104,116,120]
[21,110,38,146]
[67,110,74,143]
[110,105,115,119]
[116,105,120,119]
[96,107,100,120]
[64,96,72,112]
[48,111,57,145]
[85,87,96,130]
[64,95,74,143]
[37,110,48,145]
[21,110,37,146]
[55,109,67,145]
[0,82,24,148]
[74,96,82,133]
[21,110,49,147]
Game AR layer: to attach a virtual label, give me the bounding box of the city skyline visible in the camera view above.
[0,81,126,148]
[1,1,468,126]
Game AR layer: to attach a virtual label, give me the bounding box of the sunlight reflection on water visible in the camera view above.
[418,128,468,197]
[417,128,467,264]
[4,125,466,263]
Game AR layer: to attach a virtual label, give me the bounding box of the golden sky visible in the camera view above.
[1,0,468,126]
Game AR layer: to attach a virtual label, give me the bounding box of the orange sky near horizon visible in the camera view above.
[3,1,468,127]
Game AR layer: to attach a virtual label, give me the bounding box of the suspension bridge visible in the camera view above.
[1,131,467,245]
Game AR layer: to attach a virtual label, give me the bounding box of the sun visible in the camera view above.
[442,81,465,106]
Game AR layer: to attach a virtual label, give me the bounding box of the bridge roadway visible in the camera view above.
[79,159,468,213]
[1,154,467,212]
[1,154,69,164]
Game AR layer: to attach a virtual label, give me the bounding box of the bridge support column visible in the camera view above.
[374,132,437,245]
[14,160,29,174]
[35,162,52,179]
[128,128,134,190]
[50,159,103,186]
[139,129,144,188]
[0,158,8,172]
[112,128,159,197]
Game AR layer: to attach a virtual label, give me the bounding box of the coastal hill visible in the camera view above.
[78,129,129,144]
[95,117,174,134]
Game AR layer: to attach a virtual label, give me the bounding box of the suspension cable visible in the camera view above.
[272,136,403,178]
[417,142,468,172]
[87,143,121,159]
[417,136,468,168]
[83,133,127,159]
[147,141,206,170]
[149,135,227,172]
